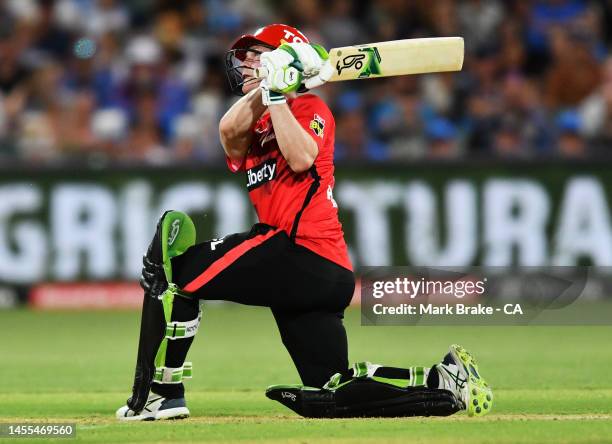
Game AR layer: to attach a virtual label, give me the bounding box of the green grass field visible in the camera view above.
[1,305,611,443]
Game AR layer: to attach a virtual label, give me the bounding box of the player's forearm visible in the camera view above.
[219,88,267,161]
[269,104,318,173]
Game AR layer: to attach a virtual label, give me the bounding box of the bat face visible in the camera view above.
[328,37,464,82]
[254,37,464,86]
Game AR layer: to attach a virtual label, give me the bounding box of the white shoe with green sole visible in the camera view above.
[436,344,493,417]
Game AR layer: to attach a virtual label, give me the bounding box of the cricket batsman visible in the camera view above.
[116,24,493,420]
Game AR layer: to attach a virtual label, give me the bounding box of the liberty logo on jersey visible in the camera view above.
[246,159,277,191]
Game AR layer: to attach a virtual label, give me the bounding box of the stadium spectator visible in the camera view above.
[458,0,504,51]
[370,77,427,159]
[335,90,387,161]
[492,115,529,159]
[108,36,190,142]
[580,56,612,153]
[426,117,460,159]
[544,27,601,108]
[463,43,504,154]
[57,89,97,156]
[556,109,587,157]
[525,0,597,74]
[90,107,128,160]
[319,0,362,49]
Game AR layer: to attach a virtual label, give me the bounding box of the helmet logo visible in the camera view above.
[282,29,303,43]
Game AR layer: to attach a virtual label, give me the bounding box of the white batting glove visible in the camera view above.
[260,79,286,106]
[281,43,327,76]
[260,48,303,94]
[304,59,334,89]
[281,43,331,90]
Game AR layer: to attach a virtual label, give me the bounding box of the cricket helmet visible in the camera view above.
[225,24,309,95]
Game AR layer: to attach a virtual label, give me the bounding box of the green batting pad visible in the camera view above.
[161,211,196,283]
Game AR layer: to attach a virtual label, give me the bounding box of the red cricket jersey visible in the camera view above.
[226,93,352,271]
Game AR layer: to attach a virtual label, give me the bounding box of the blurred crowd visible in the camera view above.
[1,0,612,165]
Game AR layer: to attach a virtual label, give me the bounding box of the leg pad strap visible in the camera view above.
[165,311,202,340]
[154,362,193,384]
[154,288,201,385]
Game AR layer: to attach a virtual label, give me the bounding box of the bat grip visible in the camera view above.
[253,66,268,79]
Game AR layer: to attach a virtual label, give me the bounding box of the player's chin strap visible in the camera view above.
[153,284,202,384]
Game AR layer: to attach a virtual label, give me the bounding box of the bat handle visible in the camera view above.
[254,66,268,79]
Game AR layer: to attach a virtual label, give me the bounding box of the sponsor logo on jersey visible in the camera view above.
[309,114,325,138]
[246,159,277,191]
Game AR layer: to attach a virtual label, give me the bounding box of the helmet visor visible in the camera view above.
[224,46,272,96]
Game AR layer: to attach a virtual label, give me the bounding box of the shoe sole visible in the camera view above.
[449,344,493,417]
[117,406,190,421]
[153,406,190,420]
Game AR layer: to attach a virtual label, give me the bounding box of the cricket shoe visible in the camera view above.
[435,344,493,417]
[117,393,190,421]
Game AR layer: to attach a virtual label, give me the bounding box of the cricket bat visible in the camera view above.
[255,37,464,87]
